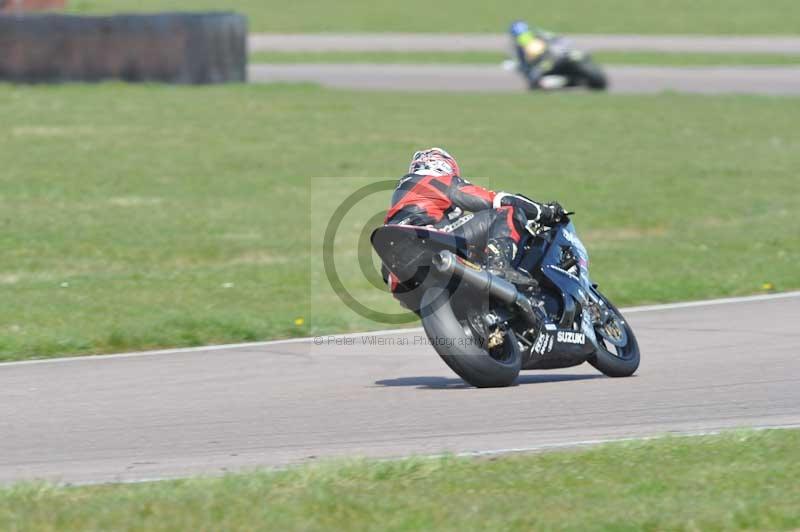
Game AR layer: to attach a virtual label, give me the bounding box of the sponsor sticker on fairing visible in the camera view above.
[557,331,585,345]
[532,332,556,355]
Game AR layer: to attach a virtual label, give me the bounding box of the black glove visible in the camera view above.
[543,202,569,223]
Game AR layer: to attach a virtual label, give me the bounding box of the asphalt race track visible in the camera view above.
[248,33,800,95]
[249,64,800,95]
[1,293,799,485]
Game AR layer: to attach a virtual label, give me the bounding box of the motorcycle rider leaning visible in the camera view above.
[384,147,567,288]
[509,20,558,89]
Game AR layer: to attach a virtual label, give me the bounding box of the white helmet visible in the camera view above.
[408,147,461,177]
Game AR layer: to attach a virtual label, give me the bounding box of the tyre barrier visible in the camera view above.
[0,12,247,84]
[0,0,67,12]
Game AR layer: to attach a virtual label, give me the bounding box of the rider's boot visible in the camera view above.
[485,238,536,287]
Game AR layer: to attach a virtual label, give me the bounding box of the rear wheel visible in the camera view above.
[579,59,608,90]
[588,293,639,377]
[420,286,521,388]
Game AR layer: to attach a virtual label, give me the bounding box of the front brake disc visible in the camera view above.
[597,316,628,347]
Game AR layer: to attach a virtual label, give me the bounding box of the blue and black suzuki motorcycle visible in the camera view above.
[371,213,640,388]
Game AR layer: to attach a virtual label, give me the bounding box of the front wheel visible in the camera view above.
[420,286,521,388]
[588,293,640,377]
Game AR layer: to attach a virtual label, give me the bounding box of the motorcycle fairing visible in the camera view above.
[523,321,594,369]
[538,222,602,353]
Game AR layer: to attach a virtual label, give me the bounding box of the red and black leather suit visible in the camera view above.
[385,171,555,252]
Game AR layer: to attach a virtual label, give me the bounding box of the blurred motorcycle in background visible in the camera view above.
[505,20,608,91]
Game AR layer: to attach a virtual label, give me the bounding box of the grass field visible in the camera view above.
[249,51,800,66]
[2,429,798,530]
[1,84,799,361]
[68,0,800,35]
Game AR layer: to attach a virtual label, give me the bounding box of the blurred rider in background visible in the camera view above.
[384,148,567,289]
[509,20,563,90]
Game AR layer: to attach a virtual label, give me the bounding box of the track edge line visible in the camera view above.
[2,290,798,367]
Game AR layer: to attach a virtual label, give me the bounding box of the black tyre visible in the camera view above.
[588,293,640,377]
[579,60,608,90]
[420,286,521,388]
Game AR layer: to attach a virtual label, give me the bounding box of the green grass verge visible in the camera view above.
[1,84,799,361]
[67,0,800,35]
[2,429,799,530]
[250,51,800,66]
